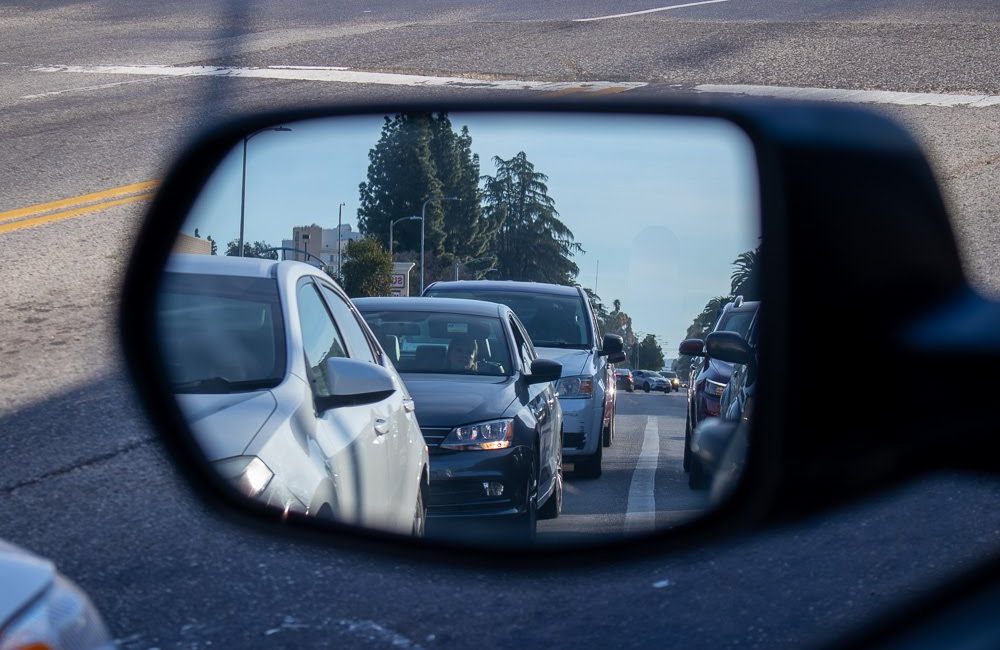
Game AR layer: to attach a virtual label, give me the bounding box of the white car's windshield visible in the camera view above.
[158,272,286,393]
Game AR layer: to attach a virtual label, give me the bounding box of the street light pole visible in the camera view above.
[336,202,346,278]
[238,126,292,257]
[389,215,422,258]
[420,196,460,294]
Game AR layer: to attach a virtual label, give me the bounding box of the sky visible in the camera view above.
[183,112,760,357]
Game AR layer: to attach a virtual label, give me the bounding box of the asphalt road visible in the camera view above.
[2,2,1000,648]
[539,391,710,543]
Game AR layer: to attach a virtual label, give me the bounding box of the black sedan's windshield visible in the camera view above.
[423,290,592,349]
[157,273,286,393]
[361,310,512,376]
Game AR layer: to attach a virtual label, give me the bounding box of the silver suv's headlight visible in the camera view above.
[555,375,594,398]
[441,419,514,450]
[0,573,113,650]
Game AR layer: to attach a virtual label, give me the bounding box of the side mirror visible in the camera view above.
[705,332,751,365]
[678,338,705,356]
[316,357,396,411]
[598,333,624,357]
[526,358,562,385]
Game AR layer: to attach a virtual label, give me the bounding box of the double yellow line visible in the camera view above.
[0,180,159,235]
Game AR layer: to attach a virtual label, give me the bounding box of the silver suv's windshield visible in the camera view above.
[361,310,513,377]
[158,273,286,393]
[423,289,592,350]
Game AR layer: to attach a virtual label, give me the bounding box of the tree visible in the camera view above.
[225,239,277,259]
[207,235,218,255]
[636,334,664,370]
[341,237,392,298]
[482,152,582,284]
[730,246,760,299]
[358,113,488,261]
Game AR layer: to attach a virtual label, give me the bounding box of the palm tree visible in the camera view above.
[730,246,760,299]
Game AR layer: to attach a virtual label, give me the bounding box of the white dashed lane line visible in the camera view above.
[574,0,731,23]
[695,83,1000,108]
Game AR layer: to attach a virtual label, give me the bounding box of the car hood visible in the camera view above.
[705,358,735,381]
[402,374,519,428]
[0,539,55,627]
[534,347,592,377]
[175,391,278,461]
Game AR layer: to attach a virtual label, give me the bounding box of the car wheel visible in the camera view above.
[643,382,650,393]
[411,488,426,537]
[627,385,634,392]
[537,464,562,520]
[504,471,538,542]
[688,455,710,490]
[575,440,603,479]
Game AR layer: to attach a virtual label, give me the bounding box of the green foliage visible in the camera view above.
[482,152,582,284]
[636,334,664,370]
[358,114,488,261]
[207,236,218,255]
[225,239,277,259]
[730,246,760,299]
[341,237,393,298]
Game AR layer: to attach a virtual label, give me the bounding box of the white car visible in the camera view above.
[631,370,668,393]
[0,539,113,650]
[157,254,429,536]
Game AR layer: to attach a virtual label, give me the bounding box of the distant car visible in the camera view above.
[356,297,564,542]
[659,370,680,392]
[678,296,759,474]
[689,308,759,490]
[0,539,113,650]
[158,254,429,536]
[632,369,668,393]
[423,280,625,477]
[614,368,635,392]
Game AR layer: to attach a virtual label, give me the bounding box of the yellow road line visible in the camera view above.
[0,192,154,235]
[0,180,158,225]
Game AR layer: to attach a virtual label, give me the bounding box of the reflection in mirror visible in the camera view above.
[158,111,761,546]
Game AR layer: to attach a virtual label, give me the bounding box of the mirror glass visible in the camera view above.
[157,111,761,546]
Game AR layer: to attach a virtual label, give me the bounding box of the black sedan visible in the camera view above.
[355,297,563,543]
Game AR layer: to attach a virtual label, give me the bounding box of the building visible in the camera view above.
[173,233,212,255]
[281,224,364,269]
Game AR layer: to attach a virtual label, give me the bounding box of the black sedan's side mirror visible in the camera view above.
[526,358,562,385]
[705,332,751,365]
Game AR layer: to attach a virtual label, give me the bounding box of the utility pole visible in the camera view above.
[336,202,346,278]
[238,126,292,256]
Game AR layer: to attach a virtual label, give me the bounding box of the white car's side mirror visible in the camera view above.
[318,357,396,411]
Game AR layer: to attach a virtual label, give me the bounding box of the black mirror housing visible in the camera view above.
[599,333,624,356]
[678,338,705,356]
[526,358,562,385]
[705,332,751,365]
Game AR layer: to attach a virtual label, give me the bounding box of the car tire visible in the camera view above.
[537,465,562,520]
[411,488,426,537]
[505,472,538,542]
[643,382,650,393]
[688,455,710,490]
[575,441,603,479]
[627,385,634,393]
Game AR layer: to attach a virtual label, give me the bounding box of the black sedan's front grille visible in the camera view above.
[563,431,586,449]
[421,428,449,447]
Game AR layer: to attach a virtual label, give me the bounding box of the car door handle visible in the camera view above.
[374,418,390,436]
[403,398,416,413]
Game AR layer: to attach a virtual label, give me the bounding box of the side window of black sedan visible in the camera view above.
[509,316,535,372]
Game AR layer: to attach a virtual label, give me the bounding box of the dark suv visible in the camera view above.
[678,297,759,481]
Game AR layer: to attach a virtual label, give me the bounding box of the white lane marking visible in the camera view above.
[695,83,1000,108]
[20,76,171,100]
[624,416,659,535]
[575,0,731,23]
[33,64,647,94]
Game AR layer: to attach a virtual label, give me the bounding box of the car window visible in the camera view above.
[423,289,592,349]
[360,310,512,376]
[715,309,756,338]
[297,281,348,395]
[508,315,535,371]
[317,283,378,364]
[158,272,286,393]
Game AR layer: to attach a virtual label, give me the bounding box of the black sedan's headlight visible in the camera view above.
[441,419,515,451]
